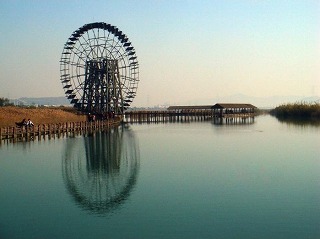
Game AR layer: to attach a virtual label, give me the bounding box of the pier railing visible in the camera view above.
[124,110,214,123]
[0,117,121,142]
[124,110,255,123]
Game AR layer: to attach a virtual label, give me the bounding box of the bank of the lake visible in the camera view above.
[0,106,86,128]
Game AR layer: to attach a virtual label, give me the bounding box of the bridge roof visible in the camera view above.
[167,105,212,110]
[212,103,256,109]
[167,103,257,110]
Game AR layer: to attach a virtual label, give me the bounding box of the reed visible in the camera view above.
[0,106,86,128]
[270,102,320,118]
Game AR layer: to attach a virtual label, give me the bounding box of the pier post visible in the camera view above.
[13,127,16,140]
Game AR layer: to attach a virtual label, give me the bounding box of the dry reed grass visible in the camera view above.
[270,102,320,118]
[0,106,86,128]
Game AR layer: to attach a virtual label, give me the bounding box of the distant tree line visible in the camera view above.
[0,97,13,106]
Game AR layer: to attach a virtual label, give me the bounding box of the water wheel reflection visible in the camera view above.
[62,125,139,215]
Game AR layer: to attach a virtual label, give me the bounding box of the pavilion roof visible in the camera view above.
[167,105,212,110]
[212,103,257,109]
[167,103,257,110]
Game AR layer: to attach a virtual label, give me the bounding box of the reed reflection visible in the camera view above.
[273,115,320,127]
[62,125,139,215]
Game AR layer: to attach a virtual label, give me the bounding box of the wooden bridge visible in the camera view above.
[125,103,256,123]
[0,117,121,143]
[124,110,213,123]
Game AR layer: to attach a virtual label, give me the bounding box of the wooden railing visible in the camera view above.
[124,110,214,123]
[124,110,256,123]
[0,117,122,142]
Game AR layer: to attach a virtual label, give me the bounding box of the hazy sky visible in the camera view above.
[0,0,319,106]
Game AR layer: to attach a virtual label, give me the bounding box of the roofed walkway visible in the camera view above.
[125,103,256,123]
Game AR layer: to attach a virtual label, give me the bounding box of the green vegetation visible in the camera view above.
[0,97,13,106]
[270,102,320,119]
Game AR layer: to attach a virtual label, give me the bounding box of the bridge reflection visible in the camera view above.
[62,125,139,215]
[213,116,255,125]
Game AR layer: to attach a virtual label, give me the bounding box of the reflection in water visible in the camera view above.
[62,125,140,215]
[273,115,320,127]
[213,117,255,125]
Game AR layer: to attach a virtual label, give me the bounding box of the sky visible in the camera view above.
[0,0,319,107]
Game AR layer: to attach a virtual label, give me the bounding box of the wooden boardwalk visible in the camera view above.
[124,110,255,123]
[0,117,121,143]
[124,110,214,123]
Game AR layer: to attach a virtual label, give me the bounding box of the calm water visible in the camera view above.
[0,115,319,239]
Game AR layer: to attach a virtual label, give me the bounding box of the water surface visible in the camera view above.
[0,115,319,239]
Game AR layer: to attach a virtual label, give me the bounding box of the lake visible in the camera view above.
[0,115,319,239]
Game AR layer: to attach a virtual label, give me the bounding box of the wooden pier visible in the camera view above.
[0,117,121,143]
[124,110,214,123]
[125,103,256,123]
